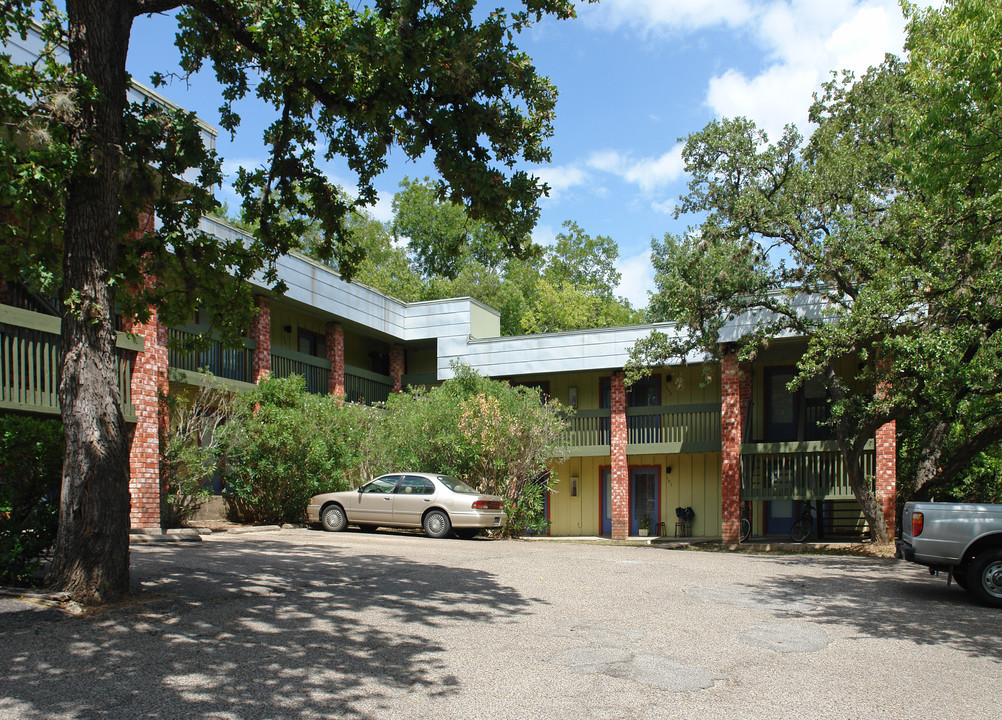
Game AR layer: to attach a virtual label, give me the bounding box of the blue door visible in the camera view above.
[601,468,611,535]
[630,468,659,535]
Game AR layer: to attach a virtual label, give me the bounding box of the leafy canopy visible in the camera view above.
[630,0,1002,531]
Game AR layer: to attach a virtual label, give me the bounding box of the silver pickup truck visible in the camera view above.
[896,501,1002,607]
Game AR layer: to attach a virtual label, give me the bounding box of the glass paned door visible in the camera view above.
[630,468,659,535]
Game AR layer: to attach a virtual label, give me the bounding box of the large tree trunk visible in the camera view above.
[46,1,135,604]
[844,448,890,544]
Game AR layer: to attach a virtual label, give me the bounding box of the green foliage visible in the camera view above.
[0,415,62,585]
[159,383,237,528]
[630,0,1002,532]
[369,364,569,536]
[393,176,528,279]
[219,376,370,524]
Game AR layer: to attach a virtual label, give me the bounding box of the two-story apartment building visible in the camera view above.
[0,219,897,543]
[0,26,896,544]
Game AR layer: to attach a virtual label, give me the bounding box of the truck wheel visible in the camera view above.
[952,566,969,590]
[966,549,1002,608]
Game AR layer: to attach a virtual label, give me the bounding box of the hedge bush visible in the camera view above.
[218,376,370,524]
[0,415,63,585]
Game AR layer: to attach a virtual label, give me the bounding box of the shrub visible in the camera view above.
[371,364,569,537]
[0,415,63,585]
[159,382,236,528]
[218,376,368,523]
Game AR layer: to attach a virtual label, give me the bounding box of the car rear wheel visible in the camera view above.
[423,509,451,539]
[967,548,1002,608]
[321,504,347,532]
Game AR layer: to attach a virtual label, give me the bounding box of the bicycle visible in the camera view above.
[790,502,815,543]
[739,502,752,543]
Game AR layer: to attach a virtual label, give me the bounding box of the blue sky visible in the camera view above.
[127,0,935,310]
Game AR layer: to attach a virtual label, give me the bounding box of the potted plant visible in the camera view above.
[638,515,651,537]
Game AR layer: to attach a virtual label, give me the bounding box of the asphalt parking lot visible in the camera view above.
[1,528,998,720]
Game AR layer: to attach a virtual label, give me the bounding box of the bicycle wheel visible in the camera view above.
[790,518,811,543]
[740,517,752,543]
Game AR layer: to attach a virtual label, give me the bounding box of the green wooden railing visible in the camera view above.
[626,403,721,453]
[271,346,330,395]
[563,409,611,456]
[167,327,254,383]
[1,304,140,422]
[740,441,875,500]
[345,364,393,405]
[562,404,723,456]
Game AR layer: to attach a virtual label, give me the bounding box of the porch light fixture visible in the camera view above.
[568,386,578,408]
[570,475,579,498]
[283,324,293,333]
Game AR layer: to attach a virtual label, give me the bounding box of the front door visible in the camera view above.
[351,474,399,523]
[601,468,612,535]
[630,468,659,535]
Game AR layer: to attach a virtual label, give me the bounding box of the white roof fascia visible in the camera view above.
[436,323,711,379]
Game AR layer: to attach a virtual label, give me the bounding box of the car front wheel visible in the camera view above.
[321,504,348,532]
[423,509,451,539]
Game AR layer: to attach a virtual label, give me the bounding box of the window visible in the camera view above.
[362,476,399,494]
[298,329,326,358]
[398,475,435,495]
[765,367,799,442]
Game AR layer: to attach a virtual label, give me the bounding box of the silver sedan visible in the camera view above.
[306,473,508,538]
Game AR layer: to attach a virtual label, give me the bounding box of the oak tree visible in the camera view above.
[0,0,578,602]
[629,0,1002,542]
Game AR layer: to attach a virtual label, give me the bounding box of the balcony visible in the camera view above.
[562,403,723,457]
[167,327,254,385]
[740,440,875,501]
[271,346,329,395]
[345,364,393,405]
[1,304,141,422]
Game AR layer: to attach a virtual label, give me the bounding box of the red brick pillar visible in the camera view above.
[610,372,630,540]
[123,313,168,530]
[875,420,897,538]
[250,295,271,383]
[326,322,345,398]
[721,350,751,545]
[390,345,405,393]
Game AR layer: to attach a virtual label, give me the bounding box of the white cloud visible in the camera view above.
[534,164,591,202]
[615,248,655,309]
[590,1,944,141]
[586,0,755,33]
[531,223,559,248]
[368,193,395,223]
[586,144,685,193]
[706,1,912,138]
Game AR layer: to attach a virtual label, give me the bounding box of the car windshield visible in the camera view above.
[437,476,478,494]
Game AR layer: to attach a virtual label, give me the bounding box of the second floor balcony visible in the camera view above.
[563,403,723,456]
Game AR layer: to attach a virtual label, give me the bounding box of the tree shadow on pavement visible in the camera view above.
[735,555,1002,662]
[0,535,543,720]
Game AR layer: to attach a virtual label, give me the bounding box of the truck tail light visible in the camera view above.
[912,512,924,537]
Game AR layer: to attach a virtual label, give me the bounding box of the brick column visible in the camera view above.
[250,295,271,383]
[875,420,897,538]
[390,345,405,393]
[326,322,345,398]
[610,372,630,540]
[721,350,751,545]
[123,313,168,530]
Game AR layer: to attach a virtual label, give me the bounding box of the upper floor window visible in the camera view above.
[298,329,326,358]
